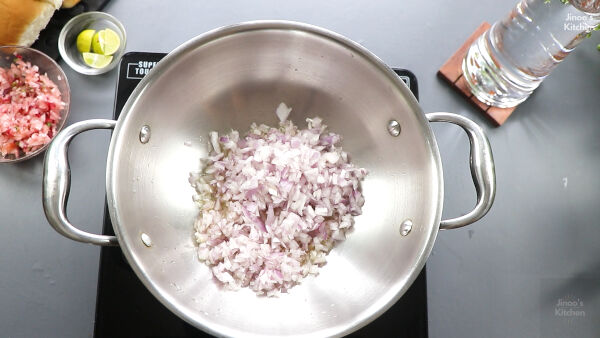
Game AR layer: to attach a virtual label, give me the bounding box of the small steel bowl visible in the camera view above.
[0,46,71,163]
[58,11,127,75]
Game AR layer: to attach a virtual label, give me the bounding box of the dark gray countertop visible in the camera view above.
[1,1,599,337]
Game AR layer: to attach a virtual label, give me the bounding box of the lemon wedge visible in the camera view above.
[82,52,113,69]
[92,28,121,56]
[76,29,95,53]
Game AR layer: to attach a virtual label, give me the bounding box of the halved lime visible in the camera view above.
[76,29,95,53]
[82,52,113,69]
[92,28,121,56]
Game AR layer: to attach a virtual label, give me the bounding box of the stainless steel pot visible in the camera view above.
[42,21,495,337]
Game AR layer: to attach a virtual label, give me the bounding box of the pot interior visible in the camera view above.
[107,21,442,337]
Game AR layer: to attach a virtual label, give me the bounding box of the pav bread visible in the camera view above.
[61,0,81,8]
[0,0,63,47]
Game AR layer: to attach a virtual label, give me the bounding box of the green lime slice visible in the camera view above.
[92,28,121,56]
[82,52,113,69]
[76,29,95,53]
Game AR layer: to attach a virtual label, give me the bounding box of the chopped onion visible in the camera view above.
[190,103,367,296]
[275,102,292,122]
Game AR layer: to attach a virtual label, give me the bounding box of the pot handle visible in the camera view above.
[42,119,119,246]
[426,112,496,230]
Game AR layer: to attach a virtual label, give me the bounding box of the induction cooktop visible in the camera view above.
[93,52,427,338]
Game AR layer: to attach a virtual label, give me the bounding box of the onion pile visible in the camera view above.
[189,103,367,296]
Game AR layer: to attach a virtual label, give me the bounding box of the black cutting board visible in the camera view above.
[31,0,111,60]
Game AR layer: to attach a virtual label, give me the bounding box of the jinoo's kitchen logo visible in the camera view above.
[555,297,585,317]
[564,12,597,31]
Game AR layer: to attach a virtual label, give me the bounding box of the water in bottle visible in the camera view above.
[463,0,600,108]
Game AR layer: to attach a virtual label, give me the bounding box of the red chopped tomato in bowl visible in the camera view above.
[0,56,65,160]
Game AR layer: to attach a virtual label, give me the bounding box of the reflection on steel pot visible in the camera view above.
[42,21,495,338]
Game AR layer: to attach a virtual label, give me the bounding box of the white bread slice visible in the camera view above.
[0,0,63,47]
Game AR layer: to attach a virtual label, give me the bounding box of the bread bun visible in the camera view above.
[0,0,63,47]
[62,0,81,8]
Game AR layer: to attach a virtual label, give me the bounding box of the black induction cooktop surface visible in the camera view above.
[93,52,427,338]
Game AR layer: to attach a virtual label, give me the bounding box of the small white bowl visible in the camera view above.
[58,12,126,75]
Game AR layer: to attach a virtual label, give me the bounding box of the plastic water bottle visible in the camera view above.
[463,0,600,108]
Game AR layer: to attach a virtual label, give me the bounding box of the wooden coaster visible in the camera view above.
[437,22,515,126]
